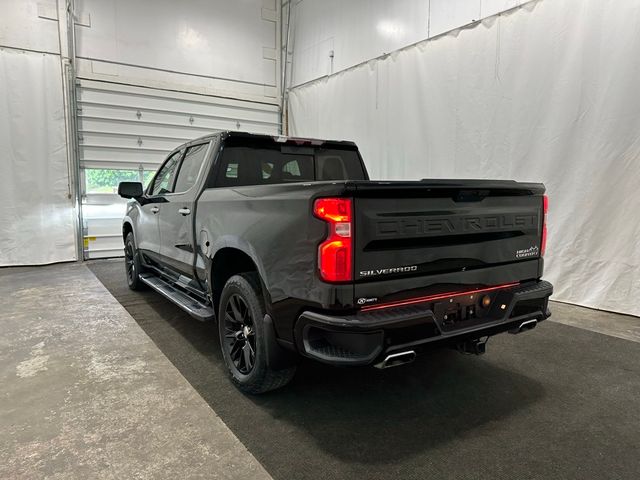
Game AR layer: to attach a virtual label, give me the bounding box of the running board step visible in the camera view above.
[139,273,215,322]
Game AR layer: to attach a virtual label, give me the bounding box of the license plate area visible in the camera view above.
[433,291,502,332]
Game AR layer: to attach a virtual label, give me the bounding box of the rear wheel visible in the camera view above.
[124,232,145,290]
[218,273,296,394]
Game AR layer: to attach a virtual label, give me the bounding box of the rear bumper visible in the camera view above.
[294,280,553,366]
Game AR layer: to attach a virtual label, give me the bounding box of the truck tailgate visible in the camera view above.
[352,181,545,301]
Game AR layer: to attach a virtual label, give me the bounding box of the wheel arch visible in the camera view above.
[209,246,270,314]
[122,221,134,243]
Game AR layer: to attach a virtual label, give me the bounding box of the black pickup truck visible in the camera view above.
[118,131,552,393]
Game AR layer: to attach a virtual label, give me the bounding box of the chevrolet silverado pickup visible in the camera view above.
[118,131,553,394]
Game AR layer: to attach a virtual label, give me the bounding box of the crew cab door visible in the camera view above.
[137,150,182,262]
[158,141,211,276]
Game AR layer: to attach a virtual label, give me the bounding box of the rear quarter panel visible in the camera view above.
[195,182,355,339]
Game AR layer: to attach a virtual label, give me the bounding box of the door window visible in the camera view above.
[150,151,181,195]
[174,143,209,193]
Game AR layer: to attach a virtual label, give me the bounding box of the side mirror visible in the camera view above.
[118,181,143,199]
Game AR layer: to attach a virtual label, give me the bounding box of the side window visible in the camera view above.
[261,161,274,179]
[283,160,300,176]
[150,151,181,196]
[316,154,347,181]
[281,158,313,181]
[225,162,239,179]
[174,143,209,193]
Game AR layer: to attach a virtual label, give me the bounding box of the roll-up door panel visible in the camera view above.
[77,79,279,258]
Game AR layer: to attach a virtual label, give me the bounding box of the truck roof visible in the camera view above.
[186,130,358,148]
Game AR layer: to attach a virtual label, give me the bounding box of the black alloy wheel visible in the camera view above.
[124,240,136,284]
[223,293,257,374]
[124,232,144,290]
[218,273,296,394]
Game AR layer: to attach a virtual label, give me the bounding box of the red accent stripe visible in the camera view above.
[360,282,521,312]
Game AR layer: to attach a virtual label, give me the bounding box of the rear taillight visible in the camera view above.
[313,198,353,282]
[541,195,548,256]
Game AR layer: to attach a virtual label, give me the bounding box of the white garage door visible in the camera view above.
[76,79,280,258]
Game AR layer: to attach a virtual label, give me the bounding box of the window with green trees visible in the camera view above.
[84,169,156,194]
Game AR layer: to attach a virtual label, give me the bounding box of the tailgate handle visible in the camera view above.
[454,189,490,202]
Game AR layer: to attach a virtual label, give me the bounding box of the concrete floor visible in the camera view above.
[0,263,271,480]
[1,261,639,479]
[550,300,640,343]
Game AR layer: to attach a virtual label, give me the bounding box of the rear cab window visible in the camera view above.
[213,136,366,187]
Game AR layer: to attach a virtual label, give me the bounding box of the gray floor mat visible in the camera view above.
[89,260,640,480]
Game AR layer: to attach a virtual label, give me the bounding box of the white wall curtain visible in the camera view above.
[0,48,76,265]
[289,0,640,317]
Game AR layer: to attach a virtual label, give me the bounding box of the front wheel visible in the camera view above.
[218,273,296,394]
[124,232,145,290]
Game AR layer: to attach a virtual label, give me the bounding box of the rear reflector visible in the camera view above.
[314,198,353,282]
[541,195,548,256]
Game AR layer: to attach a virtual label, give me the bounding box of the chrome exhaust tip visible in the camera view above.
[509,319,538,334]
[374,350,416,369]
